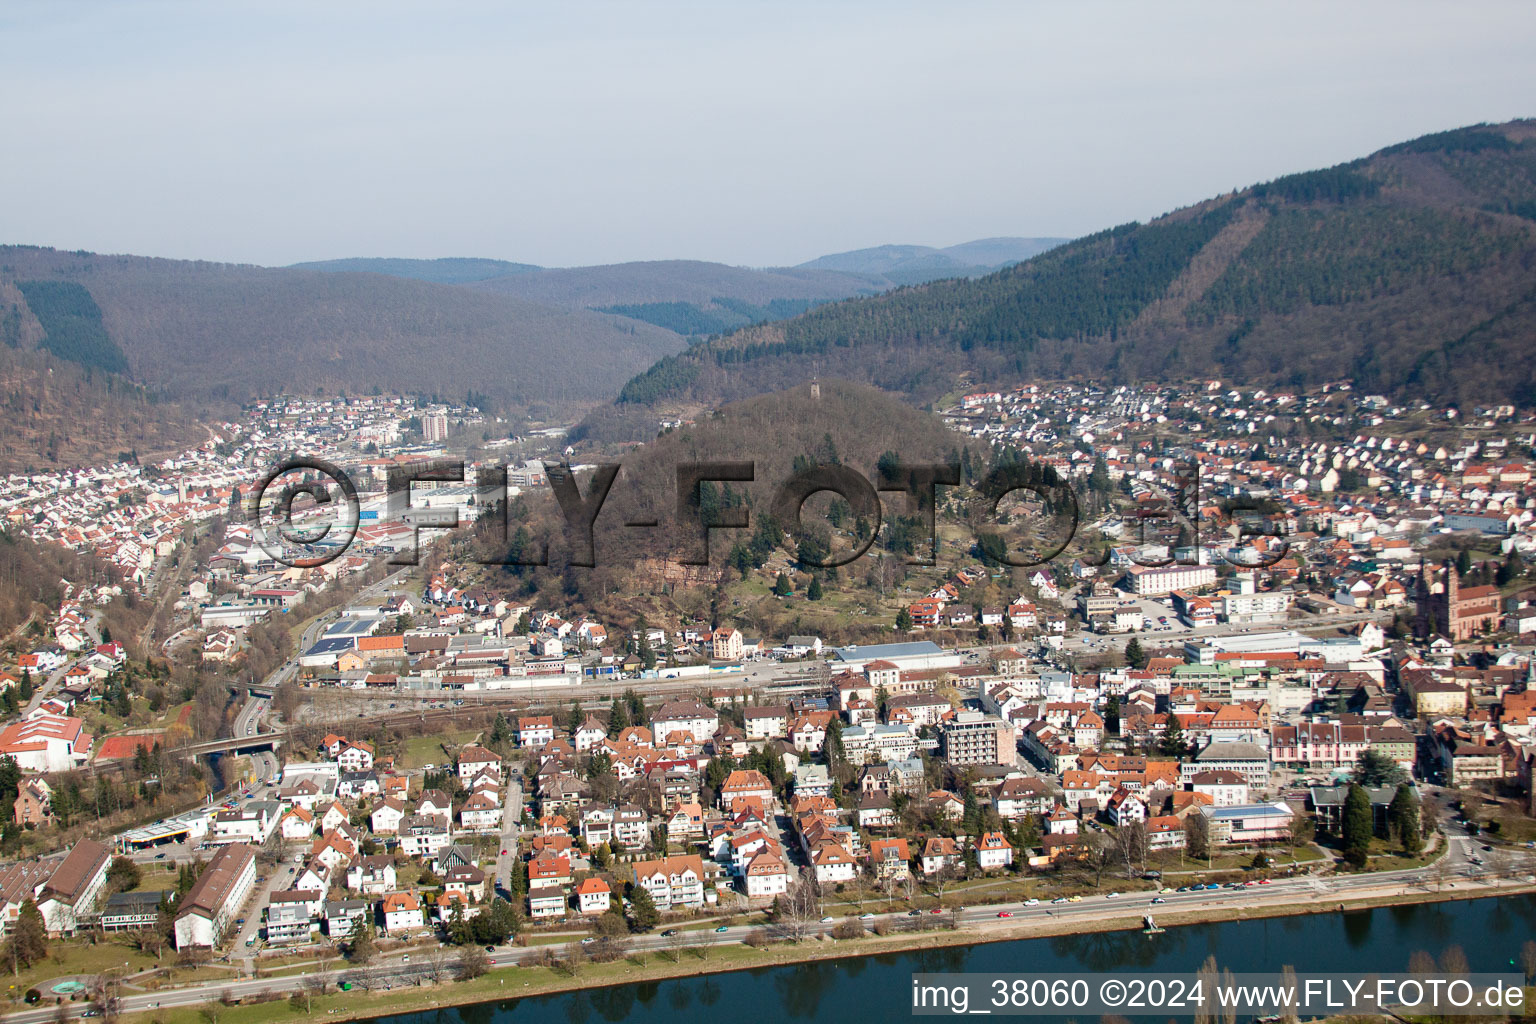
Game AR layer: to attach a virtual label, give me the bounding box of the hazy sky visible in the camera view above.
[3,1,1533,268]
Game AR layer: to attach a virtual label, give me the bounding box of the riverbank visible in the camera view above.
[107,876,1536,1024]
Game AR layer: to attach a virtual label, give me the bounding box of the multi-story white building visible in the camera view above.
[630,854,705,910]
[175,844,256,948]
[939,712,1016,767]
[1131,564,1217,597]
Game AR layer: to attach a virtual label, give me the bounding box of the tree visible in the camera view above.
[1184,814,1211,863]
[1114,821,1148,878]
[1353,749,1408,788]
[1158,715,1189,759]
[106,856,141,894]
[1086,830,1116,887]
[1124,636,1147,670]
[1388,784,1422,855]
[627,886,660,932]
[895,606,913,632]
[456,944,489,980]
[771,878,821,941]
[607,697,629,736]
[773,572,793,597]
[1342,783,1373,866]
[806,576,824,601]
[2,900,46,975]
[343,923,377,964]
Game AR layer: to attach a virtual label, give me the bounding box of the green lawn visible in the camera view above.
[0,938,171,998]
[398,729,479,770]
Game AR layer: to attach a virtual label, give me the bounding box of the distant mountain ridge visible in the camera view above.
[286,238,1069,335]
[287,256,541,284]
[795,236,1067,282]
[601,120,1536,425]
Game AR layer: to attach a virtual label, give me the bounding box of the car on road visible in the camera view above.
[931,908,945,915]
[581,937,597,945]
[402,954,410,962]
[155,852,166,859]
[714,925,729,933]
[1151,897,1166,904]
[661,929,678,937]
[1050,897,1067,904]
[500,849,508,855]
[1067,895,1083,903]
[996,911,1013,918]
[1481,845,1493,851]
[1105,892,1119,898]
[485,945,497,952]
[1204,883,1220,890]
[820,916,834,923]
[1023,898,1039,906]
[908,909,923,916]
[1159,887,1174,894]
[859,913,875,920]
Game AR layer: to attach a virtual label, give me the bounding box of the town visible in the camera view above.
[0,377,1533,1018]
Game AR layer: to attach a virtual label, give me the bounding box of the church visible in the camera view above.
[1414,560,1501,641]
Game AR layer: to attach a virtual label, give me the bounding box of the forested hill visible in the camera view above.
[0,247,685,418]
[605,121,1536,423]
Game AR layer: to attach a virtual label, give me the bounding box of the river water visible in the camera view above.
[366,894,1535,1024]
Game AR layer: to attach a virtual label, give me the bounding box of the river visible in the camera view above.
[365,894,1535,1024]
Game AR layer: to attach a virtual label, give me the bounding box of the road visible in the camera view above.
[494,776,523,896]
[220,567,415,781]
[9,844,1531,1024]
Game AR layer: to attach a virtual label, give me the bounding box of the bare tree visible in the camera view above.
[774,878,821,941]
[423,948,452,984]
[1114,822,1147,879]
[1184,814,1211,865]
[88,976,122,1024]
[1086,831,1116,887]
[664,928,688,963]
[456,945,489,980]
[930,863,958,905]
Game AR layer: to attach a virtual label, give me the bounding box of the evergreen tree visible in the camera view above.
[1158,715,1188,759]
[624,688,645,725]
[806,576,824,601]
[1353,748,1408,788]
[1388,784,1422,855]
[773,572,792,597]
[1342,783,1373,866]
[607,697,629,736]
[1456,549,1473,579]
[627,886,660,932]
[1124,636,1147,669]
[17,670,31,702]
[895,606,913,632]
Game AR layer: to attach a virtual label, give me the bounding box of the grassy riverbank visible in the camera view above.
[114,879,1536,1024]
